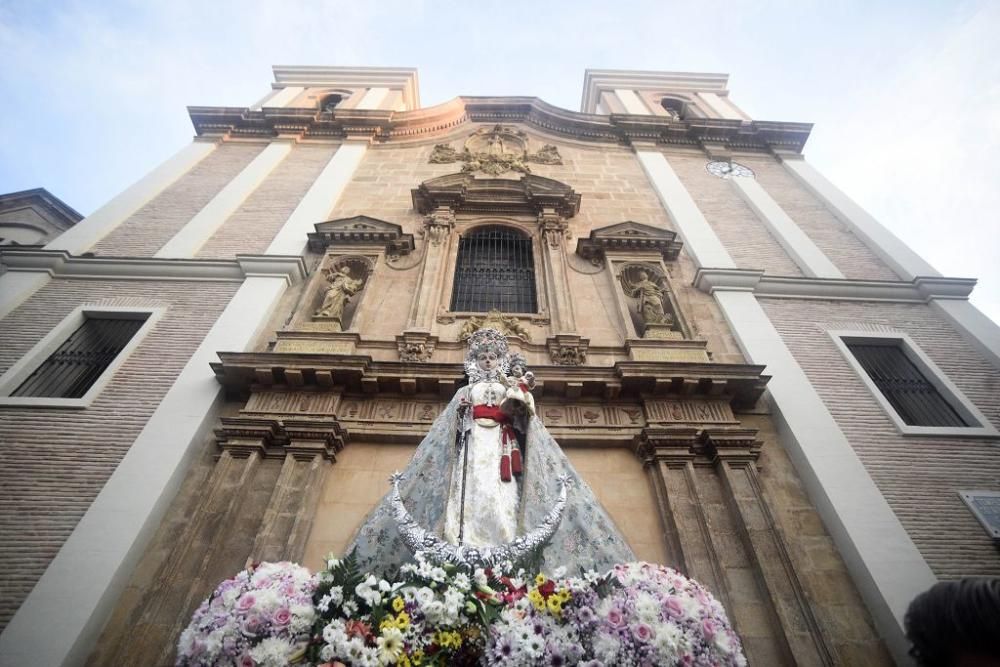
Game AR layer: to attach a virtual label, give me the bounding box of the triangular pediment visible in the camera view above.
[307,216,415,254]
[576,221,683,261]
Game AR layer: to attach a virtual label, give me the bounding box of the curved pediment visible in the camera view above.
[411,172,581,218]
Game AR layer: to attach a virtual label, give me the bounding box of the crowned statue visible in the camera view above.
[348,328,634,573]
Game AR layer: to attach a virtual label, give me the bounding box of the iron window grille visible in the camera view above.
[450,226,537,314]
[12,315,148,399]
[845,341,970,428]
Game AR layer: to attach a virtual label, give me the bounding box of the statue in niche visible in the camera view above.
[347,328,633,573]
[314,265,365,327]
[620,267,674,328]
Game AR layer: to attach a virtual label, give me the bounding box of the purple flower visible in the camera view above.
[662,595,684,618]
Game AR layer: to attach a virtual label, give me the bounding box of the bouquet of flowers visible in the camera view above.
[483,562,746,666]
[309,552,499,667]
[176,561,317,667]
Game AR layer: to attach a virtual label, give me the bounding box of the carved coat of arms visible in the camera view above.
[429,125,562,176]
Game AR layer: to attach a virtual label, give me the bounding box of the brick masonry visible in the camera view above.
[745,156,900,281]
[90,142,266,257]
[197,143,340,258]
[666,151,805,277]
[0,278,238,630]
[761,297,1000,578]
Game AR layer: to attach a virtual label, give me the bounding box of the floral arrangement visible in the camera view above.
[178,557,745,667]
[309,552,493,666]
[176,561,317,667]
[485,562,746,666]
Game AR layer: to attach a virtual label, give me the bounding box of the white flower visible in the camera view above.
[430,567,447,583]
[343,599,359,616]
[329,585,344,606]
[473,568,488,588]
[376,627,405,664]
[452,573,471,591]
[318,594,333,613]
[355,575,382,607]
[415,587,434,607]
[326,555,342,570]
[249,637,294,667]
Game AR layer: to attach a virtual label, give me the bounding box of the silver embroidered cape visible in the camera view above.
[346,391,635,574]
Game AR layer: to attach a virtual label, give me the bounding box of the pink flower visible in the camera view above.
[606,607,626,628]
[702,618,717,640]
[662,596,684,618]
[273,607,292,626]
[239,654,255,667]
[632,622,654,642]
[237,594,256,612]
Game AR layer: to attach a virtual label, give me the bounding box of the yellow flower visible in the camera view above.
[450,631,463,647]
[558,588,571,602]
[380,617,396,631]
[399,655,411,667]
[547,596,563,615]
[392,596,405,612]
[412,649,424,665]
[535,574,547,585]
[396,611,410,630]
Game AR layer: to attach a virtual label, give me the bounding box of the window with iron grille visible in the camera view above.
[450,226,537,313]
[11,315,148,399]
[845,341,970,428]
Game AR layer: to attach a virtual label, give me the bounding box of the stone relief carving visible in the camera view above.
[458,309,532,341]
[399,342,432,362]
[428,125,563,176]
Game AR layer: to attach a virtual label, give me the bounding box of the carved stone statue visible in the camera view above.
[621,268,674,327]
[314,265,364,326]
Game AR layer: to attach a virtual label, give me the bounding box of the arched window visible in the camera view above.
[661,97,686,119]
[450,226,537,313]
[320,94,343,112]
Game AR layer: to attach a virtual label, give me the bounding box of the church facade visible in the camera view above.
[0,66,998,666]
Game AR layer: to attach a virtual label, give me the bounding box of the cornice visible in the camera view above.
[211,352,769,408]
[0,248,307,283]
[693,267,978,303]
[187,97,812,152]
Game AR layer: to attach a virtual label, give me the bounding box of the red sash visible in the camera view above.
[470,405,522,481]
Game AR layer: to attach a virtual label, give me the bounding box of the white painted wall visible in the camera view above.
[731,175,844,278]
[155,141,294,258]
[781,158,939,280]
[0,270,51,320]
[0,275,291,667]
[266,142,368,256]
[697,91,744,120]
[261,86,304,109]
[613,88,650,115]
[635,150,736,269]
[713,288,937,665]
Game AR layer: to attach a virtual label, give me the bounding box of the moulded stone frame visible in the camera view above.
[604,250,691,341]
[437,217,552,325]
[0,304,165,408]
[304,251,379,332]
[829,329,999,438]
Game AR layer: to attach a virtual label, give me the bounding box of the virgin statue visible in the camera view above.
[348,328,634,573]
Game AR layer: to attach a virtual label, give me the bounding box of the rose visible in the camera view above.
[662,595,684,618]
[702,618,717,640]
[237,593,257,612]
[273,607,291,626]
[631,622,654,642]
[239,654,255,667]
[605,606,626,628]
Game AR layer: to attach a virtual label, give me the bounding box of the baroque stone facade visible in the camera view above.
[1,66,998,666]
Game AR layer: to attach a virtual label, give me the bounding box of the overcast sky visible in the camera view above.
[2,0,998,322]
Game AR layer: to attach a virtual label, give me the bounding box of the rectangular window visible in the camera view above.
[845,342,969,427]
[831,331,998,437]
[11,316,147,398]
[0,306,162,408]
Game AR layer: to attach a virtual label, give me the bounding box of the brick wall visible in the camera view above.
[90,142,265,257]
[746,157,900,281]
[0,278,239,629]
[761,298,1000,578]
[197,143,340,258]
[667,151,805,276]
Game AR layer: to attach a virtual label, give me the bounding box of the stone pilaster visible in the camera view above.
[406,206,454,333]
